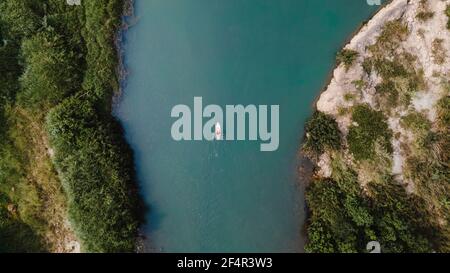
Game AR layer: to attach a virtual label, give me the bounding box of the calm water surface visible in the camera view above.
[116,0,380,252]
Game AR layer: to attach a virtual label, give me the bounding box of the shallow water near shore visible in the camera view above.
[116,0,380,252]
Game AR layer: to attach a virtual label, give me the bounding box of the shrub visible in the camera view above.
[305,178,361,253]
[304,220,336,253]
[0,0,41,38]
[368,53,426,109]
[347,104,392,161]
[400,111,431,134]
[375,80,399,109]
[337,49,359,70]
[82,0,123,102]
[46,96,143,252]
[373,58,409,79]
[371,20,408,53]
[367,182,436,252]
[436,95,450,129]
[305,172,439,253]
[431,38,446,65]
[18,31,82,107]
[416,11,434,22]
[445,5,450,29]
[303,111,341,156]
[344,93,356,101]
[416,0,434,21]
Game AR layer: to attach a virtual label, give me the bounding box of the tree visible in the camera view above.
[303,111,341,156]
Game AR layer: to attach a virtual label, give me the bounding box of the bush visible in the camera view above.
[46,96,142,252]
[304,220,336,253]
[445,5,450,29]
[375,80,399,109]
[0,0,41,38]
[367,54,426,109]
[373,20,408,52]
[82,0,123,102]
[431,38,446,65]
[367,182,436,252]
[416,0,434,22]
[305,171,439,253]
[347,104,392,161]
[305,178,361,253]
[436,95,450,129]
[303,111,341,156]
[337,49,359,70]
[18,31,82,107]
[400,111,431,134]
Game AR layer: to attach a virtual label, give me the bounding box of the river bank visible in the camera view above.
[301,0,450,252]
[116,0,150,252]
[0,0,143,252]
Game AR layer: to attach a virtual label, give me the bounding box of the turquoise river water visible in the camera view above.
[116,0,381,252]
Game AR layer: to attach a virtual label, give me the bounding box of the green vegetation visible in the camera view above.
[400,111,431,157]
[364,22,426,111]
[305,155,439,253]
[0,106,73,252]
[432,38,447,65]
[0,0,142,252]
[436,93,450,129]
[365,53,426,110]
[374,80,399,109]
[416,11,434,22]
[369,20,408,54]
[336,49,359,70]
[352,79,367,92]
[19,31,82,107]
[402,98,450,250]
[0,204,45,252]
[400,111,431,134]
[445,4,450,29]
[46,97,142,252]
[344,93,356,102]
[347,104,392,161]
[303,111,341,157]
[416,0,434,22]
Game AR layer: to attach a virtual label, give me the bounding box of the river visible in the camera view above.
[116,0,381,252]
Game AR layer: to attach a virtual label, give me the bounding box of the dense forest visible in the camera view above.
[0,0,142,252]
